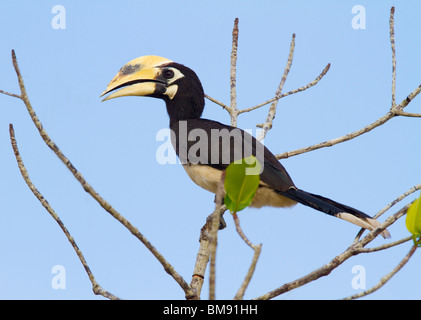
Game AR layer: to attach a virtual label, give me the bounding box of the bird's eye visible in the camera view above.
[163,69,175,79]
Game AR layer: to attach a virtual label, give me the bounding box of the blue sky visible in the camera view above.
[1,1,420,300]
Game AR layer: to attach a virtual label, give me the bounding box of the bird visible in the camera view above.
[100,55,390,238]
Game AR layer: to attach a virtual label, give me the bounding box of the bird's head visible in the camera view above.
[100,55,205,126]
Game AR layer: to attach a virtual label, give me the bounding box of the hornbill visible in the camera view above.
[100,55,390,238]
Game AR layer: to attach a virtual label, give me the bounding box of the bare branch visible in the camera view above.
[234,244,262,300]
[375,184,421,219]
[9,124,119,300]
[255,203,409,300]
[276,85,421,160]
[257,33,295,141]
[254,239,356,300]
[400,83,421,107]
[205,94,230,112]
[232,213,254,249]
[275,7,419,160]
[343,244,417,300]
[393,110,421,117]
[353,183,421,241]
[189,207,226,300]
[390,7,397,107]
[230,213,262,300]
[276,111,394,159]
[233,241,262,300]
[5,50,193,299]
[205,19,241,127]
[239,63,330,115]
[358,236,412,253]
[230,18,240,127]
[0,89,21,99]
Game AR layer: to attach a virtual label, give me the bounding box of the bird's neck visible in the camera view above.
[166,97,204,128]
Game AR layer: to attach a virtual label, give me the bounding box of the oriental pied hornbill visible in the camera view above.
[100,55,390,238]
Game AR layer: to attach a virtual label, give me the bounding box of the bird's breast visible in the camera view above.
[183,164,221,194]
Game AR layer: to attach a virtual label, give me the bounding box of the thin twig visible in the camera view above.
[343,244,417,300]
[275,7,420,160]
[394,110,421,117]
[358,236,412,253]
[239,63,330,115]
[275,85,421,159]
[234,242,262,300]
[231,213,262,300]
[390,7,397,108]
[9,124,119,300]
[254,203,409,300]
[353,183,421,242]
[232,213,254,249]
[230,18,240,127]
[3,50,193,299]
[276,111,393,159]
[0,89,21,99]
[374,184,421,219]
[205,94,230,112]
[257,34,295,141]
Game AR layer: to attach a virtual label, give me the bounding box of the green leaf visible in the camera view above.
[406,194,421,246]
[224,156,261,215]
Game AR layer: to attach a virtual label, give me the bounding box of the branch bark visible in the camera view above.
[230,18,240,127]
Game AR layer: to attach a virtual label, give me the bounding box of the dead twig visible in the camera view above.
[229,18,240,127]
[276,7,420,160]
[254,202,410,300]
[205,94,230,112]
[343,244,418,300]
[2,50,193,299]
[353,183,421,242]
[241,63,330,115]
[257,33,295,141]
[232,213,262,300]
[9,124,119,300]
[390,6,397,107]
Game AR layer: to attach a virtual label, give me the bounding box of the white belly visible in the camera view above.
[182,164,297,208]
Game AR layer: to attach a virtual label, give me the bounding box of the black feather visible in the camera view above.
[281,188,372,221]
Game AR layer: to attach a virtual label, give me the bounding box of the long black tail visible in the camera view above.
[282,188,390,238]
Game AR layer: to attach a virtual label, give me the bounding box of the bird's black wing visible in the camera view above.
[170,118,295,191]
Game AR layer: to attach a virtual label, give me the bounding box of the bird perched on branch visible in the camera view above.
[100,55,390,238]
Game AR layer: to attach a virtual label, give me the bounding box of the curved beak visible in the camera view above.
[100,55,173,102]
